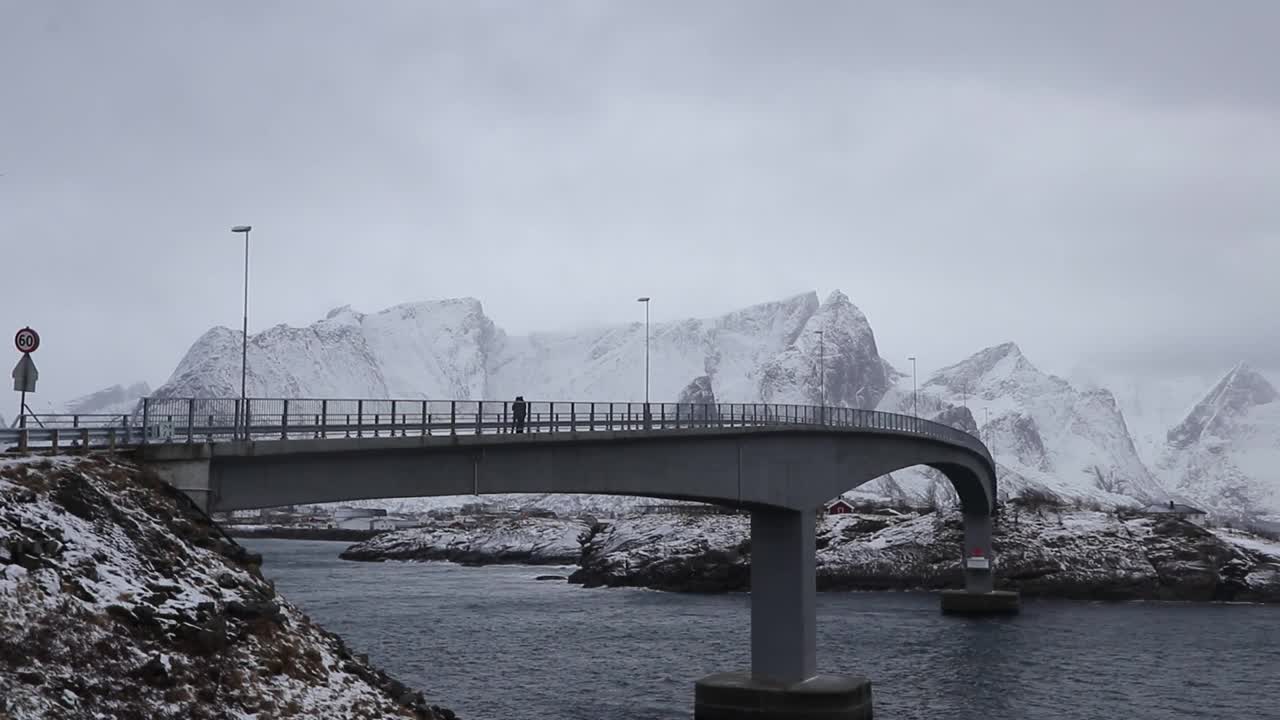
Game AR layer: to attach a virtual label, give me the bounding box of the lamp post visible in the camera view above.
[813,330,825,419]
[637,297,651,424]
[232,225,252,439]
[908,356,918,418]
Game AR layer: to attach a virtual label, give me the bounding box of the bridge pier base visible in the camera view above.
[695,672,873,719]
[694,508,873,719]
[940,511,1021,615]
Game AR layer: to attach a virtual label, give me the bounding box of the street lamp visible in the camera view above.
[232,225,252,439]
[636,297,651,407]
[813,329,825,413]
[907,356,918,418]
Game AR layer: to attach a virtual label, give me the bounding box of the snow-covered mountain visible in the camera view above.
[62,381,151,416]
[1157,364,1280,519]
[154,290,892,410]
[874,342,1166,506]
[156,300,496,400]
[1068,368,1215,467]
[149,291,1187,512]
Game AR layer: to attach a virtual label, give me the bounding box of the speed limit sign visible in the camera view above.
[14,327,39,354]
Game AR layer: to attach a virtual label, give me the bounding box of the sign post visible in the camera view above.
[12,327,39,429]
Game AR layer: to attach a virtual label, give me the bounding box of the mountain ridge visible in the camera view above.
[141,291,1276,516]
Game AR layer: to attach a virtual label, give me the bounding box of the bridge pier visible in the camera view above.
[941,511,1020,615]
[694,508,872,719]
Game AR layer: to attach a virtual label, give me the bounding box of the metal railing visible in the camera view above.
[0,398,993,466]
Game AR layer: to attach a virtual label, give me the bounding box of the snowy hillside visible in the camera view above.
[1157,364,1280,519]
[0,455,452,719]
[875,343,1165,506]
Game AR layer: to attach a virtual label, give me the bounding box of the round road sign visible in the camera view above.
[15,327,39,354]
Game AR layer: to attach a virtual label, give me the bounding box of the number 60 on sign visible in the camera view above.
[15,327,39,354]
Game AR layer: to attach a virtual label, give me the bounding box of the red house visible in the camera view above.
[824,498,855,515]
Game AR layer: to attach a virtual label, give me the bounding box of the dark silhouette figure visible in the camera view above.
[512,396,527,433]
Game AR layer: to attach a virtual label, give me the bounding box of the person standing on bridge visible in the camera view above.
[512,396,527,433]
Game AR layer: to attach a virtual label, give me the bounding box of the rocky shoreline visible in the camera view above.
[342,507,1280,603]
[228,526,384,542]
[340,515,583,566]
[0,456,458,719]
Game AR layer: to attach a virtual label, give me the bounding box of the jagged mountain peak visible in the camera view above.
[755,290,890,408]
[1167,363,1278,450]
[1158,364,1280,517]
[821,288,853,308]
[1217,363,1278,404]
[925,341,1041,395]
[324,304,362,323]
[813,289,872,332]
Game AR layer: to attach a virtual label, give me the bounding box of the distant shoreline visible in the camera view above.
[225,526,384,542]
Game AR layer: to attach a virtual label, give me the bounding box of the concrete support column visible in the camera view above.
[695,507,872,719]
[751,508,816,683]
[962,511,994,594]
[941,510,1019,615]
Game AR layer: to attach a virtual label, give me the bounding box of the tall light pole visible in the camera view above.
[232,225,252,439]
[907,356,918,418]
[636,297,651,406]
[813,330,825,408]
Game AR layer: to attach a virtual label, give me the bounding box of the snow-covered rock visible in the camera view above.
[341,516,587,565]
[570,513,751,592]
[0,455,455,719]
[1157,364,1280,518]
[565,509,1280,602]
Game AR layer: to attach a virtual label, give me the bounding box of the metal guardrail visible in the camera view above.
[0,398,993,467]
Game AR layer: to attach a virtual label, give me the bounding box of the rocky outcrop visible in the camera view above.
[570,514,751,592]
[565,509,1280,602]
[0,455,457,720]
[340,516,585,565]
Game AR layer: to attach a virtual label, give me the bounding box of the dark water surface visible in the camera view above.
[244,539,1280,720]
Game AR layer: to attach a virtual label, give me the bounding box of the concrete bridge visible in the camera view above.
[4,398,1012,719]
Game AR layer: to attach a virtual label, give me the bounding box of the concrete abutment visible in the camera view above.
[147,457,213,513]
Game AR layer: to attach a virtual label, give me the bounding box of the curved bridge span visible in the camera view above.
[126,398,996,515]
[7,398,1005,716]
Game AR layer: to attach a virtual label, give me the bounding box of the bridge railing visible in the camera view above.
[0,398,992,466]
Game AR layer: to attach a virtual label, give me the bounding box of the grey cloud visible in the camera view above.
[1,1,1276,404]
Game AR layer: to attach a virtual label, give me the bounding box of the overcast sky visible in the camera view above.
[2,1,1277,404]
